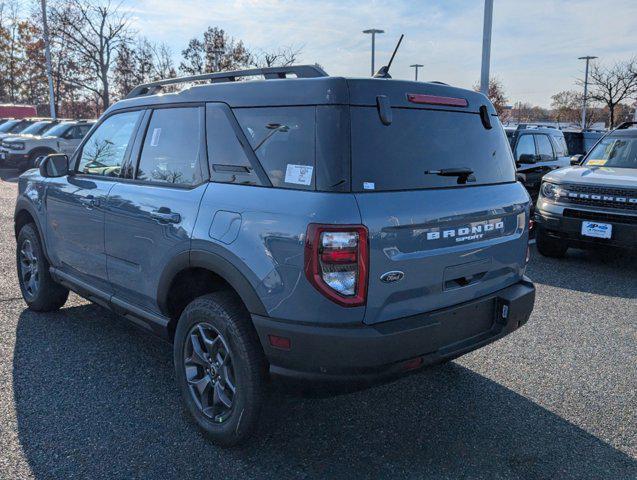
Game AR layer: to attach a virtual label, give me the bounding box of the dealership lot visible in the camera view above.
[0,170,635,479]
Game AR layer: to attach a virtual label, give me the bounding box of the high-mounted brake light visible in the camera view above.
[406,93,468,107]
[304,224,368,307]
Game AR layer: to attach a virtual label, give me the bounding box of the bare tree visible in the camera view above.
[180,27,252,75]
[52,0,131,111]
[473,77,508,117]
[252,45,302,68]
[581,58,637,128]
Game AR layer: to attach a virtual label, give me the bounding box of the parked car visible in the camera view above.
[506,124,571,205]
[535,122,637,257]
[0,118,14,126]
[0,118,51,143]
[1,120,94,171]
[14,65,535,446]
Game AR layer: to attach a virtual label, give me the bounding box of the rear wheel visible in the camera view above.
[174,292,267,446]
[16,223,69,311]
[536,228,568,258]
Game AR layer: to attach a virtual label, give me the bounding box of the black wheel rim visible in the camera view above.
[19,239,39,298]
[183,323,237,423]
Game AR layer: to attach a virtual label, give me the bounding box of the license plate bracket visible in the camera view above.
[581,221,612,239]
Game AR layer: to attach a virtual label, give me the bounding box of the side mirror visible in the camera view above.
[518,153,537,164]
[39,153,69,178]
[570,154,584,166]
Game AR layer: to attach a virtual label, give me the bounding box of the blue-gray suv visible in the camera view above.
[14,65,535,445]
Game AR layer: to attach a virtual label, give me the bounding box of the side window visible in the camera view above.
[535,134,555,161]
[136,107,202,186]
[78,111,141,176]
[552,135,568,157]
[234,106,315,190]
[514,134,535,161]
[206,104,262,185]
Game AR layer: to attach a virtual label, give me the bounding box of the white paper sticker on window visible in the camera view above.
[150,128,161,147]
[284,164,313,186]
[363,182,375,190]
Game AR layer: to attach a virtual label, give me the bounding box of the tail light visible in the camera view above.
[304,224,368,307]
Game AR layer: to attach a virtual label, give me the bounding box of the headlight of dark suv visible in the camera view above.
[6,141,25,150]
[540,182,560,200]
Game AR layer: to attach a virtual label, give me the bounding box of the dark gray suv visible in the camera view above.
[14,65,535,445]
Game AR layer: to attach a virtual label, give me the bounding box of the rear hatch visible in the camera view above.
[347,79,530,325]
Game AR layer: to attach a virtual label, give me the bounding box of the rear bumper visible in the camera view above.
[535,205,637,249]
[252,277,535,382]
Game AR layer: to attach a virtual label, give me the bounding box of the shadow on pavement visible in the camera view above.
[13,304,636,479]
[527,245,637,298]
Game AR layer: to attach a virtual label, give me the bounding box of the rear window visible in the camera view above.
[350,107,516,191]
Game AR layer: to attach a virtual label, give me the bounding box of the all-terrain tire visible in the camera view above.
[16,223,69,311]
[174,291,267,447]
[536,228,568,258]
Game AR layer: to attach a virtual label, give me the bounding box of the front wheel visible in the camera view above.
[536,228,568,258]
[174,292,267,446]
[16,223,69,311]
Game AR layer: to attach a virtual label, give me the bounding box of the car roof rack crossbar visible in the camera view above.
[616,121,637,130]
[516,123,559,130]
[126,64,329,99]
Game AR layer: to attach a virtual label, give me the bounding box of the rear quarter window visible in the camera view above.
[234,106,315,190]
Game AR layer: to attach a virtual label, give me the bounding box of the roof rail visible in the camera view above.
[616,121,637,130]
[516,123,559,130]
[126,64,329,99]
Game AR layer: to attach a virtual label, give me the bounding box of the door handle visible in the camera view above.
[150,209,181,224]
[79,196,99,208]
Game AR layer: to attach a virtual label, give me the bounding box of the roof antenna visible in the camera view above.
[373,34,404,79]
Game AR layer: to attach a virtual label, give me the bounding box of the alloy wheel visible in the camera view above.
[19,239,39,298]
[183,323,237,423]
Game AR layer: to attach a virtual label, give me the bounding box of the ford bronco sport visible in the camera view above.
[536,122,637,257]
[14,65,535,445]
[1,119,94,171]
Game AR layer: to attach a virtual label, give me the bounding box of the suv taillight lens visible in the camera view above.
[304,224,368,307]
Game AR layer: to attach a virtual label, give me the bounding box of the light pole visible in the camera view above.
[40,0,56,118]
[410,64,424,81]
[480,0,494,95]
[578,55,597,129]
[363,29,384,76]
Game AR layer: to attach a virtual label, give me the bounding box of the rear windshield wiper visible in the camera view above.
[424,168,475,184]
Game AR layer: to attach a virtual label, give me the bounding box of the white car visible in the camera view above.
[0,120,94,171]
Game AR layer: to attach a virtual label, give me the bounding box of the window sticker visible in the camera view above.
[363,182,375,190]
[150,128,162,147]
[284,164,313,186]
[586,159,606,166]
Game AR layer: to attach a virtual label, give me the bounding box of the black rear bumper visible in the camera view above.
[252,277,535,382]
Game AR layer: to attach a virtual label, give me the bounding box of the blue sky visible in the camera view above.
[128,0,637,107]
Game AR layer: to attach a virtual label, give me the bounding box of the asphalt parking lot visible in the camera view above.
[0,168,635,480]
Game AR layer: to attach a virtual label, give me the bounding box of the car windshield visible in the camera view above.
[0,120,20,133]
[45,123,72,137]
[20,121,54,135]
[585,134,637,169]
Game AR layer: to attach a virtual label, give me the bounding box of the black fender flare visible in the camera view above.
[14,197,52,264]
[156,249,268,318]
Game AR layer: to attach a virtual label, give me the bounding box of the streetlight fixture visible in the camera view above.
[578,55,598,129]
[410,64,424,81]
[363,29,384,76]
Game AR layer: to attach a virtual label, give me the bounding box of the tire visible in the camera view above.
[536,228,568,258]
[19,150,51,172]
[16,223,69,311]
[174,291,267,446]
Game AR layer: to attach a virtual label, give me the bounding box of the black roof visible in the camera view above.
[107,65,495,115]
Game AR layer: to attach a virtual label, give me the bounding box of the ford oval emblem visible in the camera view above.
[380,271,404,283]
